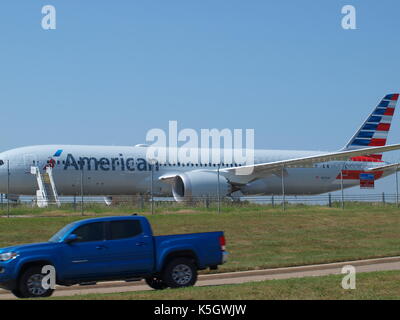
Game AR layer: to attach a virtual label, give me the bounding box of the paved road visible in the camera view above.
[1,256,400,299]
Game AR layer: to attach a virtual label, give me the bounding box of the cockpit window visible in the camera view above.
[0,160,4,166]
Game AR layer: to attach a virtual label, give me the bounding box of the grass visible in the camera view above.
[51,270,400,300]
[0,204,399,273]
[0,200,393,217]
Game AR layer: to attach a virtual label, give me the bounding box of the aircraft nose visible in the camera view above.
[0,157,8,193]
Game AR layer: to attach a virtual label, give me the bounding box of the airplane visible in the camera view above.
[0,93,400,206]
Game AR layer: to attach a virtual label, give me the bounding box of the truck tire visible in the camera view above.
[162,258,197,288]
[11,289,24,299]
[145,277,168,290]
[18,266,54,298]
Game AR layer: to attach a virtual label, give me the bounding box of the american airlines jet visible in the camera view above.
[0,94,400,205]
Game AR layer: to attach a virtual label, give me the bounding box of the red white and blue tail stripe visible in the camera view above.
[344,93,399,155]
[335,93,399,182]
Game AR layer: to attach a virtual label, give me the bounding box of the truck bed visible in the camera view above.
[153,231,224,270]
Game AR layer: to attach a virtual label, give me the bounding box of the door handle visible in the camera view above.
[136,242,146,246]
[96,245,107,250]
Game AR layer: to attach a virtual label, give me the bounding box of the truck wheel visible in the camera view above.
[162,258,197,288]
[11,289,24,299]
[145,277,168,290]
[18,266,54,298]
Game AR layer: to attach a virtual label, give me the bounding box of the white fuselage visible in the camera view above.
[0,145,393,197]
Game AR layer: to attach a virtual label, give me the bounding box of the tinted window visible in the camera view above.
[108,220,142,240]
[73,222,105,242]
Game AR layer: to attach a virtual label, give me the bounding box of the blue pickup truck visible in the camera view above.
[0,215,227,298]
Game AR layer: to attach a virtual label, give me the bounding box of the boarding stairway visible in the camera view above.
[31,166,61,208]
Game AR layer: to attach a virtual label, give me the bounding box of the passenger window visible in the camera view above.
[73,222,105,242]
[108,220,142,240]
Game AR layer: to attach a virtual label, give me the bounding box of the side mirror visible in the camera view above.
[64,234,78,244]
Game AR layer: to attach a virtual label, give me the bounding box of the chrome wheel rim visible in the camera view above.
[27,274,46,296]
[172,264,192,285]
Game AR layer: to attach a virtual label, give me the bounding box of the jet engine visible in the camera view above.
[171,171,231,202]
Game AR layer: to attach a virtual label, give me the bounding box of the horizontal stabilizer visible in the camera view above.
[366,162,400,172]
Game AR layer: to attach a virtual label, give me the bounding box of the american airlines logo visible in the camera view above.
[58,122,256,174]
[63,154,155,171]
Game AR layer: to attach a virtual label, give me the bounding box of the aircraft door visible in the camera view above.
[23,154,38,173]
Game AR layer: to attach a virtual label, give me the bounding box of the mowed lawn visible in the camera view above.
[0,205,399,272]
[51,270,400,300]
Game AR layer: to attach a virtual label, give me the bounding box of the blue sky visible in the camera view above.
[1,1,400,195]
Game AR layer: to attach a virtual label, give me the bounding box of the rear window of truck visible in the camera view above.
[108,220,142,240]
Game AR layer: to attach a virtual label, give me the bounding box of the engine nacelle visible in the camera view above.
[171,171,231,202]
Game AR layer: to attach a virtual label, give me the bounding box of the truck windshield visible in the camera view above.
[48,222,77,243]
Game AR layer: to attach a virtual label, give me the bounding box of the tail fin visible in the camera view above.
[343,93,399,159]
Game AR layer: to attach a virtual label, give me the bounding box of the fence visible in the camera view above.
[0,192,399,217]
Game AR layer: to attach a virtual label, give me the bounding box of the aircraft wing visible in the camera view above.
[222,143,400,184]
[366,162,400,172]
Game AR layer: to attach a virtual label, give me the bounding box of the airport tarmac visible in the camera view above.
[0,256,400,299]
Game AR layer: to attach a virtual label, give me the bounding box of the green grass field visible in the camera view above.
[0,200,390,217]
[51,270,400,300]
[0,203,399,273]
